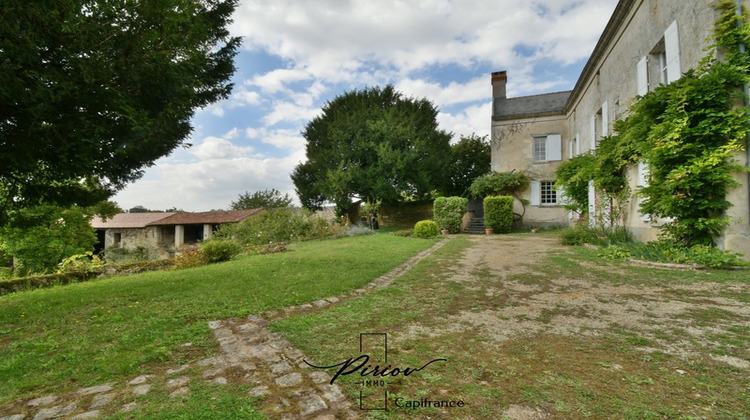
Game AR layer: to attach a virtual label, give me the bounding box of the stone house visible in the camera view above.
[91,209,263,259]
[491,0,750,257]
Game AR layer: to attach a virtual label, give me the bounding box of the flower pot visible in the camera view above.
[485,228,494,235]
[441,229,449,235]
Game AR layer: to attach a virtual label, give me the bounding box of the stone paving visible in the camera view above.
[0,239,447,419]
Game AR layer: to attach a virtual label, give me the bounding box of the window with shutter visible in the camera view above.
[532,134,562,162]
[540,181,557,205]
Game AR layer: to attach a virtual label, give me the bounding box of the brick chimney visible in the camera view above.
[491,71,507,99]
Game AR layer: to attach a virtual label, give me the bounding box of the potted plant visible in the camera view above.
[485,227,494,235]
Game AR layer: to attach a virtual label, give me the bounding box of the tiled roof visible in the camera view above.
[91,212,176,229]
[148,209,264,226]
[493,91,571,119]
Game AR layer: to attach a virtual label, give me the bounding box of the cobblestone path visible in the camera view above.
[0,239,448,420]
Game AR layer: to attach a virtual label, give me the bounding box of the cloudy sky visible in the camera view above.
[113,0,619,211]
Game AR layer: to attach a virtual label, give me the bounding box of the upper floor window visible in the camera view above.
[637,21,681,95]
[532,134,562,162]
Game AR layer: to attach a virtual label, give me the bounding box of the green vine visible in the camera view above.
[557,1,750,246]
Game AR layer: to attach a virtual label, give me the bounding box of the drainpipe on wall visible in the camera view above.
[738,0,750,219]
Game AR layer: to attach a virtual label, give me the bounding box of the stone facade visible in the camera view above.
[492,0,750,257]
[92,210,263,259]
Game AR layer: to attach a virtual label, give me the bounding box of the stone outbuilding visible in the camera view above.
[491,0,750,258]
[91,209,263,259]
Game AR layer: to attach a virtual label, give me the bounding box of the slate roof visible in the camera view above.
[91,212,176,229]
[493,90,571,120]
[152,209,263,226]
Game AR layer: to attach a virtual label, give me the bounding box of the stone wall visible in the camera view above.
[378,202,434,228]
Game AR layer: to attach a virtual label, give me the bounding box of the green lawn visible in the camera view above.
[0,234,437,411]
[4,232,747,418]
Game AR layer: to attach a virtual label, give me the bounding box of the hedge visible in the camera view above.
[484,196,514,233]
[433,197,468,233]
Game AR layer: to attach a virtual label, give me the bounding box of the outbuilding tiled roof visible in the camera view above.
[91,209,264,229]
[91,212,176,229]
[147,209,264,226]
[493,91,571,119]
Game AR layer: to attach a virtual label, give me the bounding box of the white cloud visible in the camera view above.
[115,0,619,211]
[438,102,493,141]
[190,135,254,160]
[231,0,616,93]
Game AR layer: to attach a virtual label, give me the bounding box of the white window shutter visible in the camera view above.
[601,101,609,137]
[637,56,649,96]
[569,137,573,159]
[588,180,596,227]
[590,115,597,151]
[530,181,541,206]
[546,134,562,161]
[664,21,681,83]
[637,161,651,221]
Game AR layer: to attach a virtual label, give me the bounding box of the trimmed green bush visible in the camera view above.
[200,240,242,263]
[484,196,514,233]
[433,197,468,233]
[413,220,440,239]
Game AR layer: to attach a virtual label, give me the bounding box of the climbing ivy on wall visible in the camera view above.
[557,0,750,246]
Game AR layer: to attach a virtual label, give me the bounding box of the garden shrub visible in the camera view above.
[334,225,374,238]
[200,240,242,263]
[433,197,468,233]
[57,252,106,274]
[624,240,747,268]
[413,220,440,239]
[484,196,514,233]
[172,249,208,269]
[560,225,633,246]
[216,208,344,246]
[469,172,529,199]
[597,245,632,262]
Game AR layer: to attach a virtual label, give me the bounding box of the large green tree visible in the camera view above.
[443,134,491,197]
[292,85,452,213]
[0,0,240,224]
[230,188,293,210]
[0,205,98,273]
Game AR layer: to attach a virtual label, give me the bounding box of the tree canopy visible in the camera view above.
[292,85,452,213]
[0,205,98,273]
[230,189,293,210]
[0,0,241,224]
[442,134,491,197]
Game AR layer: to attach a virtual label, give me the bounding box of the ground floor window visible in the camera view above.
[541,181,557,205]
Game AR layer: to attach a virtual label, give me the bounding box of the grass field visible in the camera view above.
[2,231,748,418]
[0,233,437,416]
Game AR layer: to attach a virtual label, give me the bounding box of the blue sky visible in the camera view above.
[113,0,619,211]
